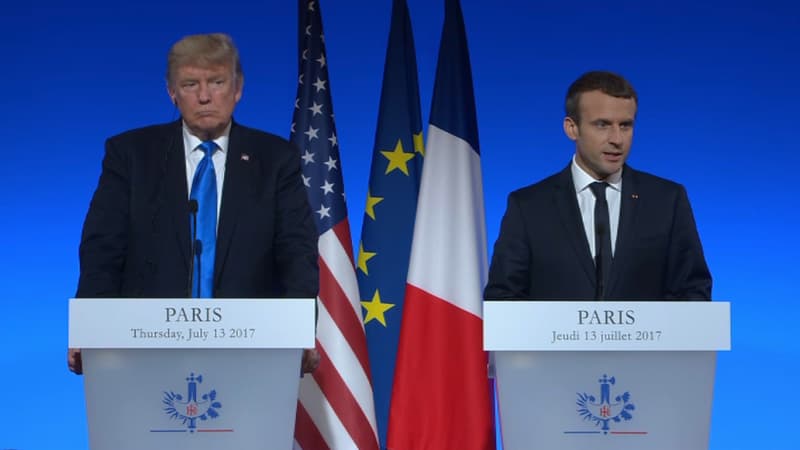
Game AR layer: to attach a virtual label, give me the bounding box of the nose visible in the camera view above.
[197,82,212,104]
[608,125,623,147]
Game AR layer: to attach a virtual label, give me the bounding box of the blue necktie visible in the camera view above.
[190,141,217,298]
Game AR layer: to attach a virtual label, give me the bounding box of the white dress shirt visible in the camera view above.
[183,122,230,228]
[571,155,622,258]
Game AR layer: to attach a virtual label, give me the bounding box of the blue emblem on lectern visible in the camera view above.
[576,374,635,434]
[162,373,222,432]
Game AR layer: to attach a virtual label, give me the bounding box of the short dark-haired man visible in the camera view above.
[485,71,711,301]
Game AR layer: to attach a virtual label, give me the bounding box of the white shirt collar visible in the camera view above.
[182,121,231,157]
[571,154,623,193]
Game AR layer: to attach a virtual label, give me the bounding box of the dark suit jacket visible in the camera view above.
[77,120,319,299]
[484,164,711,301]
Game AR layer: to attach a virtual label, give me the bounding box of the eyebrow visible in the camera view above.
[591,118,634,125]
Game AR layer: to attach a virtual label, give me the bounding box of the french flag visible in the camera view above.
[387,0,494,448]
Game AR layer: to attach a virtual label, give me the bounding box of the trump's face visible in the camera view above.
[564,90,636,180]
[168,64,242,140]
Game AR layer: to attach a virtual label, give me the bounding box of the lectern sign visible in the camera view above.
[571,374,643,435]
[69,298,315,450]
[484,301,731,450]
[156,372,227,433]
[69,298,315,349]
[483,301,730,351]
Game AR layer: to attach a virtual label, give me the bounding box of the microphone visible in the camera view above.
[195,240,203,297]
[188,199,199,297]
[594,222,605,300]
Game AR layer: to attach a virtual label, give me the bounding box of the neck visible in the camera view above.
[183,121,231,142]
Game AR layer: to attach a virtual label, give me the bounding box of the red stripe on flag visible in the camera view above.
[318,256,372,379]
[332,219,356,264]
[314,343,380,450]
[388,283,493,450]
[295,399,330,450]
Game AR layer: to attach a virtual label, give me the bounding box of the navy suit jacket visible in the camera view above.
[77,120,319,299]
[484,164,711,301]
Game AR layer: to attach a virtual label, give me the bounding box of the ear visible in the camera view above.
[166,84,177,106]
[234,75,244,103]
[563,116,579,141]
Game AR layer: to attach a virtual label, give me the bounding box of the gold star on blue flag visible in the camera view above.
[357,0,424,447]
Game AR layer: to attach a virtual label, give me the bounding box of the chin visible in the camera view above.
[194,117,220,127]
[191,120,223,133]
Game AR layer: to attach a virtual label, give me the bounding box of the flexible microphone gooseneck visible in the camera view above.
[595,222,605,300]
[188,199,199,297]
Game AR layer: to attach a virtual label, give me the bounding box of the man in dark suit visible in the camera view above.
[68,33,320,373]
[485,71,711,301]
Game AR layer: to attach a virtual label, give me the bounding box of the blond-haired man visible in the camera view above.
[70,34,319,373]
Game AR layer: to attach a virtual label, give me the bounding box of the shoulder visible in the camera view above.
[107,121,178,146]
[101,122,180,165]
[230,123,302,171]
[507,167,569,205]
[625,165,686,196]
[231,122,298,156]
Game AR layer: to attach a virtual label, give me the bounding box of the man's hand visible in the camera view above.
[301,348,320,374]
[68,348,83,375]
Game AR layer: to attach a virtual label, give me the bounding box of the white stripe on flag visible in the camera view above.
[315,291,378,432]
[298,372,356,449]
[407,124,488,318]
[319,229,362,318]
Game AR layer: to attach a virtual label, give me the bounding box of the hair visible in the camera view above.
[565,71,637,122]
[166,33,243,86]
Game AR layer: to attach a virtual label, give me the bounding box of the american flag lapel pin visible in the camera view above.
[241,153,250,161]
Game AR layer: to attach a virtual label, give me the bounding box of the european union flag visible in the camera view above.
[356,0,423,447]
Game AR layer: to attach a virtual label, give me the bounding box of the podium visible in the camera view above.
[69,298,315,450]
[484,301,730,450]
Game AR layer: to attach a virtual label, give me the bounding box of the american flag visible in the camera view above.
[290,1,379,449]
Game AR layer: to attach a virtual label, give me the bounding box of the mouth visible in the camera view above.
[603,151,623,162]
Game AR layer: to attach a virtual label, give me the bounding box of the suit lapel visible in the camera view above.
[214,123,253,284]
[163,122,192,272]
[553,165,596,285]
[607,165,640,295]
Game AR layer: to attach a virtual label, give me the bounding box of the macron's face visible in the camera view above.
[565,90,636,180]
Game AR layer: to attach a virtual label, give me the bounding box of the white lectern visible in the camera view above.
[484,301,730,450]
[69,298,315,450]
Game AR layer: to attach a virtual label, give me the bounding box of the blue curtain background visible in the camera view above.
[1,1,797,448]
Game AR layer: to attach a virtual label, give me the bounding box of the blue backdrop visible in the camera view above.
[2,0,797,448]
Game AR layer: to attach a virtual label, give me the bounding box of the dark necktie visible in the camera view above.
[589,182,613,300]
[190,141,217,298]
